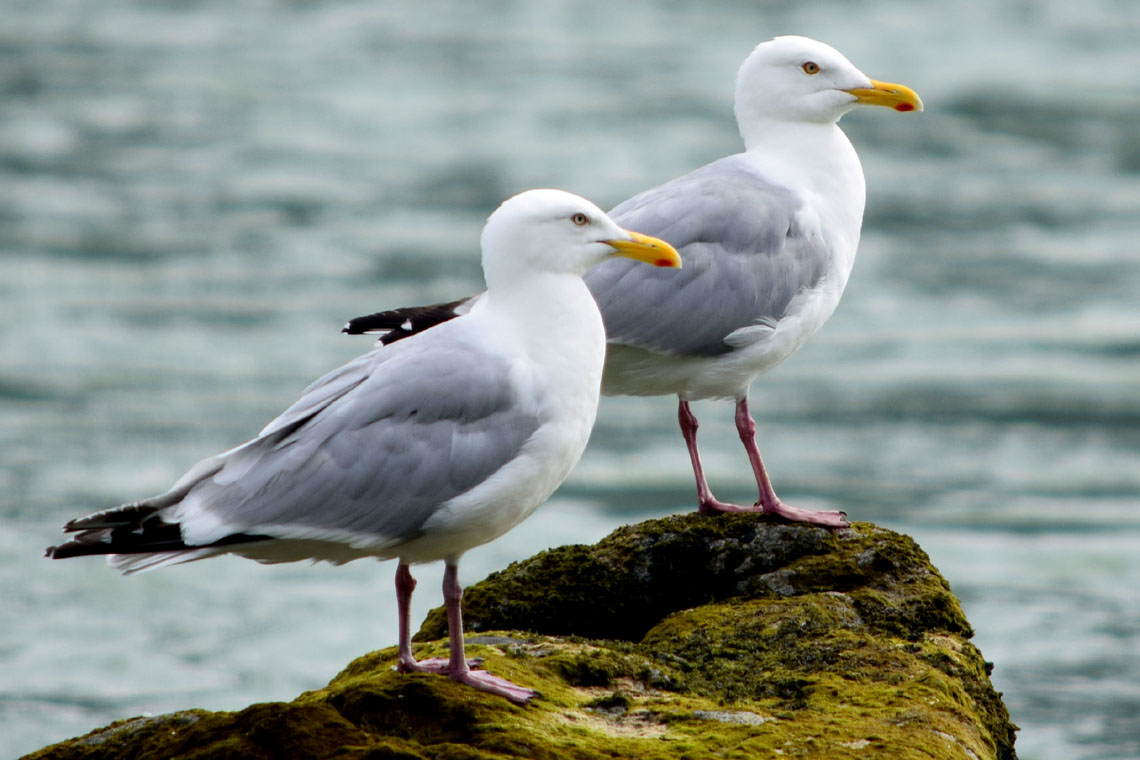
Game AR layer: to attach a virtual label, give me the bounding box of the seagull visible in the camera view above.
[343,37,922,528]
[46,189,681,704]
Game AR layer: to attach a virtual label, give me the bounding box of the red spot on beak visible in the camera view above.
[895,102,915,112]
[655,258,673,267]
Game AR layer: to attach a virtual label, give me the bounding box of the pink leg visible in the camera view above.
[734,397,847,527]
[680,398,746,515]
[393,562,536,703]
[679,397,847,527]
[395,563,448,674]
[439,563,537,704]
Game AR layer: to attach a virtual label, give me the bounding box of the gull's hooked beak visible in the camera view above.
[604,230,682,269]
[845,79,923,112]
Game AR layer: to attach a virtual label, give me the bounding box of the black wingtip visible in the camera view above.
[341,312,393,336]
[45,542,88,560]
[45,536,115,560]
[47,529,275,561]
[341,297,471,343]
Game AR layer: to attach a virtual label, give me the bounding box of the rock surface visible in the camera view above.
[24,515,1018,759]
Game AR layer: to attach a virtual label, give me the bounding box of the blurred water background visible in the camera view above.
[2,1,1138,757]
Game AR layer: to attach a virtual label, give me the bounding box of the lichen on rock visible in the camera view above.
[24,514,1017,760]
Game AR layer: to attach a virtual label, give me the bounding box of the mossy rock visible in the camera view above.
[24,515,1017,759]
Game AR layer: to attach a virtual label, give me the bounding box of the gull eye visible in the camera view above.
[571,213,589,226]
[801,61,820,75]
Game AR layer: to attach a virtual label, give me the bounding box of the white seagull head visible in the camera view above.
[734,35,922,131]
[480,189,680,288]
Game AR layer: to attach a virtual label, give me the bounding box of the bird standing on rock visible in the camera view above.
[47,188,681,704]
[343,36,923,527]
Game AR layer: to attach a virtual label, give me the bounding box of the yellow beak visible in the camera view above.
[845,79,923,112]
[604,230,682,269]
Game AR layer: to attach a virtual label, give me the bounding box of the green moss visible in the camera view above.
[417,516,837,643]
[24,703,370,760]
[26,515,1017,760]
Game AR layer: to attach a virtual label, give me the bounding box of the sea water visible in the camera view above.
[2,1,1138,757]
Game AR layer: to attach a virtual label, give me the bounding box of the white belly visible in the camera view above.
[601,269,846,401]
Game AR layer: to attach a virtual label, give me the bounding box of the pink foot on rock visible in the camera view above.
[756,498,849,528]
[684,398,849,529]
[698,495,849,528]
[396,656,483,675]
[453,668,539,704]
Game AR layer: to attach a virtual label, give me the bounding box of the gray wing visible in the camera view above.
[585,154,831,358]
[184,334,541,545]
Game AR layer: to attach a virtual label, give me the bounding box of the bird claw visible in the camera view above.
[396,657,537,704]
[756,499,849,528]
[697,498,758,515]
[697,497,849,528]
[453,669,540,704]
[396,656,483,675]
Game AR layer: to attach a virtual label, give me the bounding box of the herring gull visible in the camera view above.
[46,188,682,704]
[344,37,922,528]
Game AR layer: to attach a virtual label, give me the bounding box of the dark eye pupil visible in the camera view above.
[573,214,588,225]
